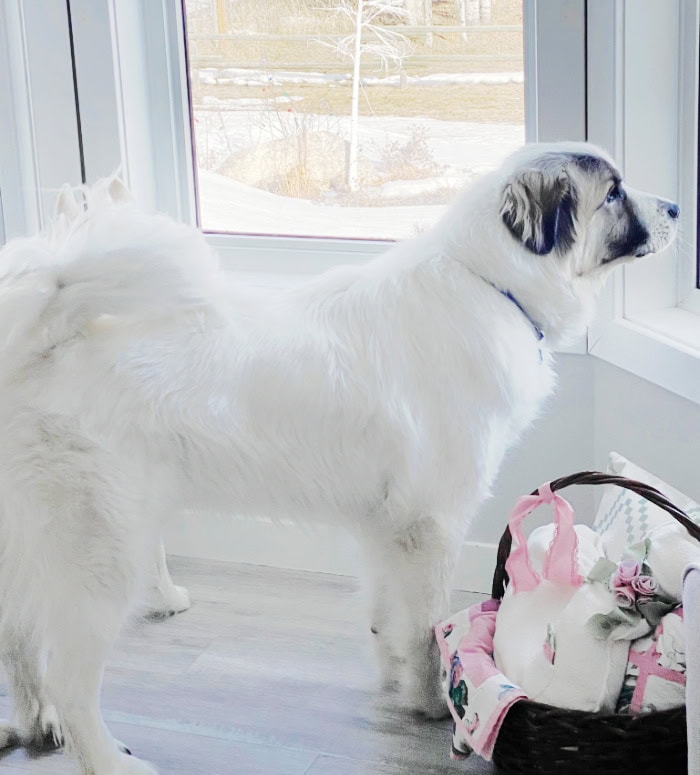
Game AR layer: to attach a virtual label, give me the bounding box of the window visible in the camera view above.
[1,0,588,269]
[184,0,526,241]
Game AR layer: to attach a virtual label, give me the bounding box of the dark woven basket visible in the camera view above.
[489,471,700,775]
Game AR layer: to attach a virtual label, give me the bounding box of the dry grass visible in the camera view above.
[194,81,523,123]
[185,0,524,124]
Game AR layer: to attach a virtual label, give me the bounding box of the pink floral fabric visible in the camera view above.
[435,600,527,761]
[617,607,686,714]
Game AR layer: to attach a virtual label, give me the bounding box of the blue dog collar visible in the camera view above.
[498,289,544,342]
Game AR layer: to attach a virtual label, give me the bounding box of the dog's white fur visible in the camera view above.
[0,143,677,773]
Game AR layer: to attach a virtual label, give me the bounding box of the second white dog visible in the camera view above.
[0,141,678,773]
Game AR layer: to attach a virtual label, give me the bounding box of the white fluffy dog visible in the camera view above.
[0,142,678,773]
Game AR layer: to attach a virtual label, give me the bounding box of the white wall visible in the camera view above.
[593,358,700,503]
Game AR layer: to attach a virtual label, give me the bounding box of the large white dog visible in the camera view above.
[0,142,678,773]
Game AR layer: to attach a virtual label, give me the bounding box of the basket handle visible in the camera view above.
[491,471,700,601]
[505,482,585,594]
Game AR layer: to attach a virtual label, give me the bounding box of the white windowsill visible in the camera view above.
[629,307,700,354]
[589,308,700,406]
[206,233,392,275]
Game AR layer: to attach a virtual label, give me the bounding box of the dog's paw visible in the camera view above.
[0,722,21,749]
[146,584,191,619]
[379,676,401,694]
[12,698,63,751]
[32,702,63,749]
[375,654,404,694]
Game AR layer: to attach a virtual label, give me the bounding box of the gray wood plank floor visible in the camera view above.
[0,557,495,774]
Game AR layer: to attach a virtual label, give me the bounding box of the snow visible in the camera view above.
[198,114,523,239]
[199,170,446,239]
[201,95,303,108]
[198,67,524,88]
[199,68,349,87]
[193,78,525,239]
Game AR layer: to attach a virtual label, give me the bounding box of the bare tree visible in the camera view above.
[405,0,432,27]
[320,1,414,191]
[456,0,493,40]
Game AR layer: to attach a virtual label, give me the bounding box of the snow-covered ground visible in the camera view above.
[195,94,524,239]
[200,170,449,239]
[199,67,524,88]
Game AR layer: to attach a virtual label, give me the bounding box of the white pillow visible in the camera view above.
[593,452,700,562]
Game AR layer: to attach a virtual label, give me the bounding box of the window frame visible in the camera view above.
[0,0,84,241]
[586,0,700,405]
[677,0,700,314]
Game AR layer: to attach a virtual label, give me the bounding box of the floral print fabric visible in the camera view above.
[435,600,527,761]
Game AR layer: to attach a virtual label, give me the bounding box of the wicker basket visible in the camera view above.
[489,471,700,775]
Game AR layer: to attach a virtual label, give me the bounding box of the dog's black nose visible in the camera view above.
[666,202,680,219]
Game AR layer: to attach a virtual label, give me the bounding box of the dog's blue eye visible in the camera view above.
[606,185,625,204]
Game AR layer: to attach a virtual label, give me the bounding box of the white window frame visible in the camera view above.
[587,0,700,405]
[0,0,84,241]
[677,0,700,317]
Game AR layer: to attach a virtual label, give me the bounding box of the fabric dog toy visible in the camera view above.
[493,483,649,712]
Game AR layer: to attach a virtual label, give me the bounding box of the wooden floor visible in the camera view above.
[0,557,495,774]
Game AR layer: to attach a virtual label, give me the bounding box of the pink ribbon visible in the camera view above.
[505,482,584,594]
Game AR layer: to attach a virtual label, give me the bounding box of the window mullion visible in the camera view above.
[0,0,83,239]
[523,0,586,143]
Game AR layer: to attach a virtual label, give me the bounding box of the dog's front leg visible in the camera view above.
[43,621,157,775]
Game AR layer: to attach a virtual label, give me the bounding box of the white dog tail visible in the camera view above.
[0,179,219,360]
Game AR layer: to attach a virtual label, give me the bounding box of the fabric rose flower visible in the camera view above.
[631,574,658,597]
[614,586,637,609]
[612,559,641,589]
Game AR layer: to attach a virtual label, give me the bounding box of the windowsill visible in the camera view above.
[628,307,700,354]
[588,307,700,405]
[206,233,392,275]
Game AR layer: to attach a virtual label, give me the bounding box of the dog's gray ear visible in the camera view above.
[500,165,577,255]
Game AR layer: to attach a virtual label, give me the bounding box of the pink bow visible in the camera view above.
[505,482,584,594]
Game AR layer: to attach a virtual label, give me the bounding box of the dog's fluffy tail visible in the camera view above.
[0,178,219,360]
